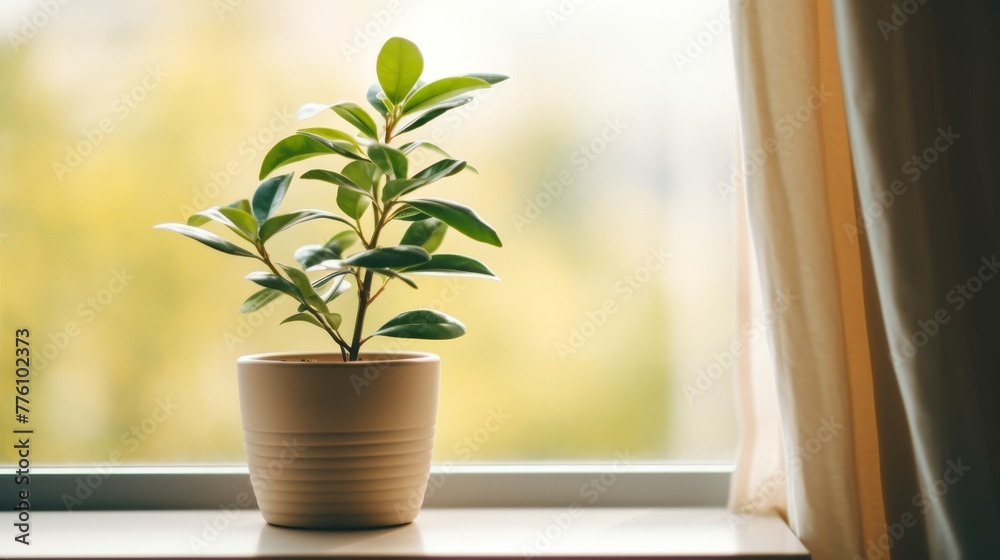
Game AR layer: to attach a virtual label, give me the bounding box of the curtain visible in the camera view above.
[728,1,1000,559]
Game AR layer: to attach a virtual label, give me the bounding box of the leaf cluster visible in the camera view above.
[156,37,507,361]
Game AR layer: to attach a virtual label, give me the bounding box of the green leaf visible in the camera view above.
[367,143,408,180]
[296,127,364,150]
[343,245,431,269]
[403,198,502,247]
[280,312,323,328]
[296,244,341,269]
[400,218,447,253]
[260,135,342,179]
[322,312,343,329]
[227,199,253,214]
[414,159,467,181]
[328,230,359,253]
[376,37,424,105]
[300,169,375,200]
[280,264,328,313]
[341,160,380,190]
[282,311,342,329]
[367,83,389,116]
[396,97,471,134]
[188,207,256,243]
[296,230,360,270]
[296,131,367,161]
[239,288,282,313]
[338,188,369,220]
[251,173,293,224]
[336,161,379,219]
[259,210,354,242]
[372,309,466,339]
[463,73,509,85]
[245,272,302,301]
[402,76,490,115]
[217,206,259,242]
[329,102,378,139]
[393,149,476,181]
[381,178,426,202]
[154,223,256,258]
[312,269,352,288]
[399,140,452,157]
[402,254,498,279]
[186,213,211,227]
[319,274,352,302]
[372,268,418,289]
[392,208,430,221]
[405,79,427,100]
[297,106,378,141]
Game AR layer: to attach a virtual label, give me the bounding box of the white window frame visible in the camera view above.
[3,465,731,510]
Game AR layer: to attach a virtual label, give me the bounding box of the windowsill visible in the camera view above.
[15,508,808,559]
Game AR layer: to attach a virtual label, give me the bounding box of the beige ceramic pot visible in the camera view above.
[236,351,440,529]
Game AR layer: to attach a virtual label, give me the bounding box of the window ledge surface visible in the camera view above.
[12,507,808,559]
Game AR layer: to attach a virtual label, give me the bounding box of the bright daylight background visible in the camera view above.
[0,0,739,464]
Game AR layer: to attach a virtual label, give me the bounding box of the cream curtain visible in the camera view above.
[728,1,1000,559]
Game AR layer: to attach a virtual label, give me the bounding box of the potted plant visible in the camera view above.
[156,37,506,529]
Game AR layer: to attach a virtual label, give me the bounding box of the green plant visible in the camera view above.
[156,37,507,361]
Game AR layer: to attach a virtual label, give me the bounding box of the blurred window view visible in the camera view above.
[0,0,738,464]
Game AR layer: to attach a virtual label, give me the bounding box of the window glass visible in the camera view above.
[0,0,737,464]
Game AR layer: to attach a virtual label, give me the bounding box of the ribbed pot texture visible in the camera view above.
[236,351,440,529]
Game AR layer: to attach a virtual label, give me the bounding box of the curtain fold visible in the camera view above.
[729,1,1000,559]
[832,0,1000,557]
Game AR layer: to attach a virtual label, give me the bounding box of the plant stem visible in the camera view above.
[346,109,401,360]
[349,270,375,361]
[349,218,384,359]
[349,183,394,360]
[258,246,350,361]
[368,278,390,304]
